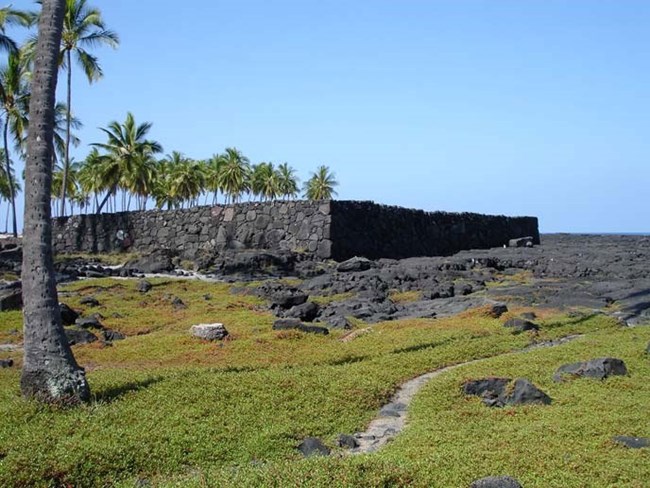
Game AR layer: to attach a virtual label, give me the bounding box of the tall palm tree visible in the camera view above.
[251,162,279,201]
[277,162,299,200]
[0,6,33,54]
[0,50,29,236]
[32,0,118,215]
[204,153,224,204]
[91,112,162,213]
[163,152,205,208]
[21,0,90,404]
[303,165,339,200]
[0,151,19,232]
[219,147,250,203]
[76,147,105,212]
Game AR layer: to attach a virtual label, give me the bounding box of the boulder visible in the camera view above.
[0,287,22,311]
[270,289,308,310]
[337,256,375,273]
[65,327,98,345]
[297,437,330,457]
[508,236,534,248]
[59,303,79,325]
[75,316,104,330]
[126,250,175,274]
[470,476,523,488]
[488,303,508,318]
[284,301,319,322]
[190,323,229,341]
[612,436,649,449]
[136,279,153,293]
[273,318,329,335]
[103,329,126,342]
[337,434,359,449]
[553,357,628,382]
[503,317,539,333]
[463,377,552,407]
[171,296,187,310]
[79,296,100,307]
[0,359,13,368]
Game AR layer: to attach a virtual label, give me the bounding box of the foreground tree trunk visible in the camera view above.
[21,0,90,404]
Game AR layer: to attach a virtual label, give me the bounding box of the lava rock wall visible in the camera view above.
[52,200,538,261]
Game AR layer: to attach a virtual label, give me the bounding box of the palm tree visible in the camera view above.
[21,0,90,404]
[31,0,119,216]
[204,153,224,204]
[91,112,162,213]
[76,147,105,212]
[303,165,339,200]
[0,6,33,54]
[251,162,280,201]
[161,151,205,208]
[0,50,29,236]
[277,162,299,200]
[0,151,19,232]
[219,147,250,203]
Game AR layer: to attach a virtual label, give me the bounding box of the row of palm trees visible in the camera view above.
[0,0,117,236]
[0,1,340,234]
[50,111,339,216]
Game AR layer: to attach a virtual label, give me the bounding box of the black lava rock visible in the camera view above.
[59,303,79,325]
[103,329,126,342]
[65,327,98,345]
[75,316,104,330]
[553,357,628,382]
[79,296,100,307]
[297,437,330,457]
[470,476,523,488]
[337,434,359,449]
[503,318,539,333]
[284,301,319,322]
[0,359,13,368]
[463,377,552,407]
[136,279,153,293]
[612,436,649,449]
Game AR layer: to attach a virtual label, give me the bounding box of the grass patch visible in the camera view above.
[310,292,356,306]
[54,251,141,266]
[0,277,647,487]
[389,289,422,304]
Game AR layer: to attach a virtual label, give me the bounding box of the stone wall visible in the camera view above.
[52,201,332,259]
[329,201,540,260]
[52,200,539,261]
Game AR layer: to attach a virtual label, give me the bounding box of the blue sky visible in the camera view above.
[6,0,650,232]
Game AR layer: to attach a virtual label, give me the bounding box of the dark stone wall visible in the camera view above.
[52,200,539,261]
[329,201,539,260]
[52,201,332,259]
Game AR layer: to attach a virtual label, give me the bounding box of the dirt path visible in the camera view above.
[348,334,582,454]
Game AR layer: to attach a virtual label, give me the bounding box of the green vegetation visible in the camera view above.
[1,277,648,487]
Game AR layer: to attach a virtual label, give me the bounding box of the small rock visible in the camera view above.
[136,279,152,293]
[0,287,22,311]
[488,303,508,318]
[103,329,126,342]
[203,294,212,301]
[80,296,100,307]
[470,476,523,488]
[297,437,330,457]
[190,323,229,341]
[379,402,407,417]
[337,256,374,273]
[171,296,187,310]
[463,377,551,407]
[508,236,534,248]
[65,327,98,345]
[503,318,539,334]
[612,436,649,449]
[520,312,537,320]
[337,434,359,449]
[553,357,628,382]
[270,289,308,310]
[273,319,328,335]
[59,303,79,325]
[75,316,104,330]
[284,301,320,322]
[0,359,13,368]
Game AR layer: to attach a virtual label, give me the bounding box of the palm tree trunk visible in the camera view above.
[2,119,17,237]
[21,0,90,404]
[96,184,116,214]
[59,49,72,217]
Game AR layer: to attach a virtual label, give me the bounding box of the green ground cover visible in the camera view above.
[0,278,648,487]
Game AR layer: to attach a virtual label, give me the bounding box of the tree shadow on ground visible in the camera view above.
[92,376,163,404]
